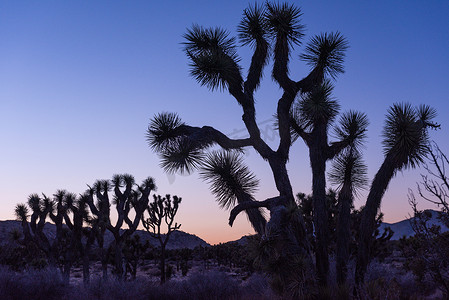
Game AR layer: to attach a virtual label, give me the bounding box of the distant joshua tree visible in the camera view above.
[15,194,55,265]
[86,174,156,280]
[64,192,97,284]
[14,174,156,283]
[142,194,181,284]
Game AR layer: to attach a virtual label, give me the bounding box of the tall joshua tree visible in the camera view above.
[329,144,368,285]
[290,83,368,283]
[355,103,439,284]
[142,194,181,284]
[147,2,353,285]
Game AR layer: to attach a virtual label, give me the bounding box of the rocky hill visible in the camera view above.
[379,209,449,240]
[0,220,209,250]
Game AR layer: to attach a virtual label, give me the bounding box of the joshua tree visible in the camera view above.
[122,234,150,280]
[355,104,439,284]
[142,194,181,284]
[15,194,58,267]
[290,84,368,283]
[147,2,354,285]
[63,192,97,284]
[83,179,111,279]
[328,147,368,285]
[86,174,156,280]
[147,2,438,290]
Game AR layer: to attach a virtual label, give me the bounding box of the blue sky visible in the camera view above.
[1,1,448,244]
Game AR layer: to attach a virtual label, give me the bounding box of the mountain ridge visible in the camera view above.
[0,220,210,250]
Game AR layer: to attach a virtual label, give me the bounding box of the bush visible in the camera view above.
[0,267,69,300]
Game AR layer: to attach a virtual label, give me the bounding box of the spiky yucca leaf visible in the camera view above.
[122,174,135,186]
[160,137,204,175]
[200,151,259,210]
[188,50,242,90]
[15,204,29,221]
[41,194,53,212]
[334,110,369,149]
[300,32,348,79]
[63,192,77,210]
[184,26,242,91]
[53,189,66,204]
[141,177,156,191]
[329,149,368,196]
[147,112,185,152]
[27,194,41,212]
[417,104,438,125]
[111,174,122,188]
[92,180,111,205]
[238,3,268,47]
[382,103,434,170]
[298,80,340,128]
[265,2,304,46]
[184,25,238,57]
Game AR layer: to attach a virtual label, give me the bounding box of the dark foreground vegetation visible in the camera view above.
[3,1,448,298]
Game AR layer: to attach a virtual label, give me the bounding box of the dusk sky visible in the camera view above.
[1,1,448,244]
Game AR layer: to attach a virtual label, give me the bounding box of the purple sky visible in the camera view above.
[1,1,448,244]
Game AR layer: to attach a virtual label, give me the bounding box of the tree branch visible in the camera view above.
[244,38,269,95]
[296,66,324,94]
[229,196,285,227]
[290,116,311,145]
[327,139,351,160]
[181,125,253,150]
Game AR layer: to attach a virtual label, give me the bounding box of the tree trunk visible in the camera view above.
[356,157,396,285]
[63,260,71,283]
[336,184,352,285]
[310,147,329,285]
[82,252,90,285]
[114,240,124,280]
[160,246,166,284]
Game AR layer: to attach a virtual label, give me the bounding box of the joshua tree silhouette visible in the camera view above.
[152,1,438,291]
[142,194,181,284]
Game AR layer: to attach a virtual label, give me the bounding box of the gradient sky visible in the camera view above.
[1,1,448,245]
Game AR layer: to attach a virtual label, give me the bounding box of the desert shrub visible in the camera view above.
[0,267,70,300]
[240,273,278,300]
[180,270,241,299]
[77,276,151,300]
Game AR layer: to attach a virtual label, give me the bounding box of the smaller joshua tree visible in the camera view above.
[329,146,368,285]
[86,174,156,280]
[142,194,181,284]
[15,194,58,266]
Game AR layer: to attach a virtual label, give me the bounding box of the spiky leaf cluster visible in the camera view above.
[301,32,348,79]
[265,2,304,46]
[147,112,185,152]
[27,194,42,212]
[382,103,436,170]
[15,204,29,221]
[160,137,205,174]
[93,179,111,193]
[238,3,268,47]
[296,80,340,130]
[140,177,156,192]
[334,111,369,149]
[184,25,242,91]
[200,151,259,210]
[329,149,368,196]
